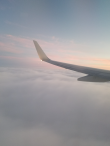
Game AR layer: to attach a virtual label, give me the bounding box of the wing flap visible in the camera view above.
[78,75,110,82]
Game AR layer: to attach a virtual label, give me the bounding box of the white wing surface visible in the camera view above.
[33,40,110,82]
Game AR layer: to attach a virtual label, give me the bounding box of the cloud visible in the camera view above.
[0,67,110,146]
[6,21,28,29]
[0,41,22,53]
[6,34,32,48]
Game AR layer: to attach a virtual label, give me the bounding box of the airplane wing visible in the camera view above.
[33,40,110,82]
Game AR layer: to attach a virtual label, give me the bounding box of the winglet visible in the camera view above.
[33,40,50,61]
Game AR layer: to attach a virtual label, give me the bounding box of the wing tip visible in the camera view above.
[33,40,50,61]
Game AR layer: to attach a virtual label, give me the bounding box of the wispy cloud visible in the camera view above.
[0,41,22,53]
[1,34,110,69]
[6,34,32,48]
[6,21,28,29]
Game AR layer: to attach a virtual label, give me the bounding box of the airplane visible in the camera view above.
[33,40,110,82]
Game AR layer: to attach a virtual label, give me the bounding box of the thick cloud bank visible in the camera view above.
[0,67,110,146]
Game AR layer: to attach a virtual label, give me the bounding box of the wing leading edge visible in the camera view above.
[33,40,110,82]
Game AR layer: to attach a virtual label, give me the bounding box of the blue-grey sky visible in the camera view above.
[1,0,110,40]
[1,0,110,41]
[1,1,110,146]
[1,0,110,68]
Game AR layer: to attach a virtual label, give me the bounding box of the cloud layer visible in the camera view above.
[0,67,110,146]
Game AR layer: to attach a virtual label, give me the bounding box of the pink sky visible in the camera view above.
[1,34,110,70]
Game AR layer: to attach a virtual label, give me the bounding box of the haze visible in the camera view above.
[0,0,110,146]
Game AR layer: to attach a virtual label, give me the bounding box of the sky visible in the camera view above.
[1,0,110,69]
[1,0,110,146]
